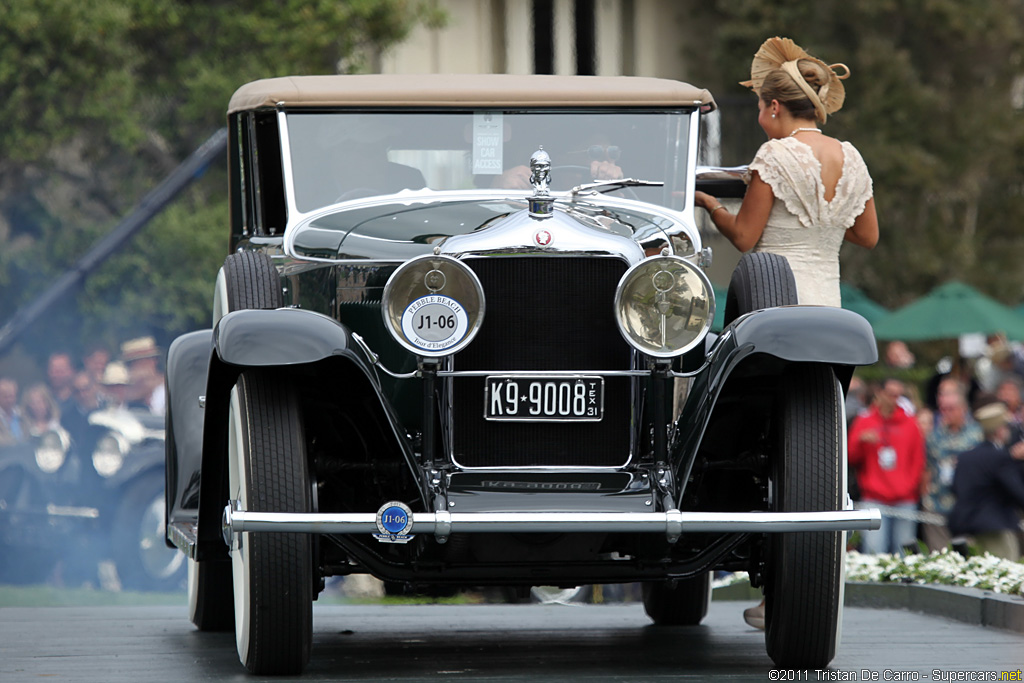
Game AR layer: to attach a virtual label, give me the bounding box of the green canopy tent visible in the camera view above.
[872,281,1024,341]
[710,283,886,333]
[839,282,889,325]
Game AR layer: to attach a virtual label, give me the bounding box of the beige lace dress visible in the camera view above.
[745,137,873,306]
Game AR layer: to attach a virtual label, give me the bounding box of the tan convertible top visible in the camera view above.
[228,74,715,114]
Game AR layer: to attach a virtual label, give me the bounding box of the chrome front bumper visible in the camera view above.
[222,503,881,545]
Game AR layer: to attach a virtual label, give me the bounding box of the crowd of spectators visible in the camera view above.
[0,337,165,451]
[847,336,1024,561]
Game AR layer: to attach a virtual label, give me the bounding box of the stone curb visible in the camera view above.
[843,582,1024,633]
[713,581,1024,633]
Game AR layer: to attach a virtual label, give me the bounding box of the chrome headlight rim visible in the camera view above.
[613,255,716,358]
[92,432,129,478]
[382,254,486,358]
[34,430,70,474]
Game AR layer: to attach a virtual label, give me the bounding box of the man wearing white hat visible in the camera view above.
[121,337,165,417]
[947,402,1024,560]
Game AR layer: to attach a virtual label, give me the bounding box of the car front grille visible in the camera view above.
[450,256,633,468]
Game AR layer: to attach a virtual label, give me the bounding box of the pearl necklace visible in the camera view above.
[788,127,821,136]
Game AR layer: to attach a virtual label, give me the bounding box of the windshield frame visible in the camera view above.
[277,107,701,217]
[276,107,704,265]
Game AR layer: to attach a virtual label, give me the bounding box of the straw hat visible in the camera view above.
[740,36,850,123]
[101,362,131,386]
[121,336,160,362]
[987,337,1013,364]
[974,402,1010,433]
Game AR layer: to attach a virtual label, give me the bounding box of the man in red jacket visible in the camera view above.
[848,378,926,554]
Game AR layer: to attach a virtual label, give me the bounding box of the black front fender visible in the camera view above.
[194,307,422,561]
[728,305,877,367]
[214,307,360,367]
[669,305,876,504]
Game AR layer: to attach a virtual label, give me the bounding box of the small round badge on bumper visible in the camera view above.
[373,501,415,544]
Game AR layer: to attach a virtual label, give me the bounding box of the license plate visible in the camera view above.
[484,376,603,422]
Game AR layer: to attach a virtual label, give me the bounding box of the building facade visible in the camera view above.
[379,0,691,80]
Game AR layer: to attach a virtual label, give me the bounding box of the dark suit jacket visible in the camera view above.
[948,440,1024,535]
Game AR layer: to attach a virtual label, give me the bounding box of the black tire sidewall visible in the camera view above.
[234,369,313,675]
[765,365,844,668]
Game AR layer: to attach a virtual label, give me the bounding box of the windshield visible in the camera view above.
[284,110,692,214]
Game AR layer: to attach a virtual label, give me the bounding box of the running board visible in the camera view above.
[168,521,198,559]
[222,503,881,545]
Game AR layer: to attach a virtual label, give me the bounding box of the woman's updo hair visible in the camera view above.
[741,37,850,123]
[759,59,831,121]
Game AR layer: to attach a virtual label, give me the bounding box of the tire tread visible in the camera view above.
[724,252,798,326]
[765,364,843,669]
[238,371,312,675]
[224,251,283,312]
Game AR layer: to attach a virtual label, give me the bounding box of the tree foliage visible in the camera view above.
[682,0,1024,309]
[0,0,441,361]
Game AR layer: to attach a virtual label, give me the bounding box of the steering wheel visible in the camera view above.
[550,164,591,179]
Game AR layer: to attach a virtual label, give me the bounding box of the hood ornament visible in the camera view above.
[528,146,553,219]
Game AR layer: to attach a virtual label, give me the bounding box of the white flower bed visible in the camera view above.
[845,549,1024,595]
[712,549,1024,596]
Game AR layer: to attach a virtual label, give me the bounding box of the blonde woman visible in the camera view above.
[695,37,879,306]
[20,383,62,437]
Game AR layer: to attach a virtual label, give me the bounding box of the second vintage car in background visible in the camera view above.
[0,404,183,591]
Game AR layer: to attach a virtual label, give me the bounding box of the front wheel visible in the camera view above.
[228,370,313,675]
[764,365,845,669]
[642,572,712,625]
[111,473,186,592]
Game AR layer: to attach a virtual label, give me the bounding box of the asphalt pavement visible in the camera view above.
[1,601,1022,682]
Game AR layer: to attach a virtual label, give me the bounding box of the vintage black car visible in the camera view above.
[164,74,880,675]
[0,408,183,590]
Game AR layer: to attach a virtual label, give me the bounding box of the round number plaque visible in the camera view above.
[400,295,469,353]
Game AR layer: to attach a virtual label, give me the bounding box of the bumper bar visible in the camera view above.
[223,504,881,544]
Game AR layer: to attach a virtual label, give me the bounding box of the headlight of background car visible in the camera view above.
[614,255,715,358]
[382,254,485,357]
[34,430,70,474]
[92,432,129,478]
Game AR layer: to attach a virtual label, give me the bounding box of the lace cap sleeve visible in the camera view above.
[745,139,820,229]
[832,142,874,228]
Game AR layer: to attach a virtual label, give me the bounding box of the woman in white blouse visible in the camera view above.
[695,36,879,307]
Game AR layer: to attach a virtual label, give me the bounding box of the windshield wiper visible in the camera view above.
[570,178,663,198]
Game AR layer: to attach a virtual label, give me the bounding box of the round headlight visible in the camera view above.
[35,430,69,474]
[382,254,485,357]
[92,433,127,478]
[614,255,715,357]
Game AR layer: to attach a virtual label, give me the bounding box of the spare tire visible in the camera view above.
[723,252,798,326]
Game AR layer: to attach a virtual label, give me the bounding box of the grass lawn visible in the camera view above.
[0,583,187,607]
